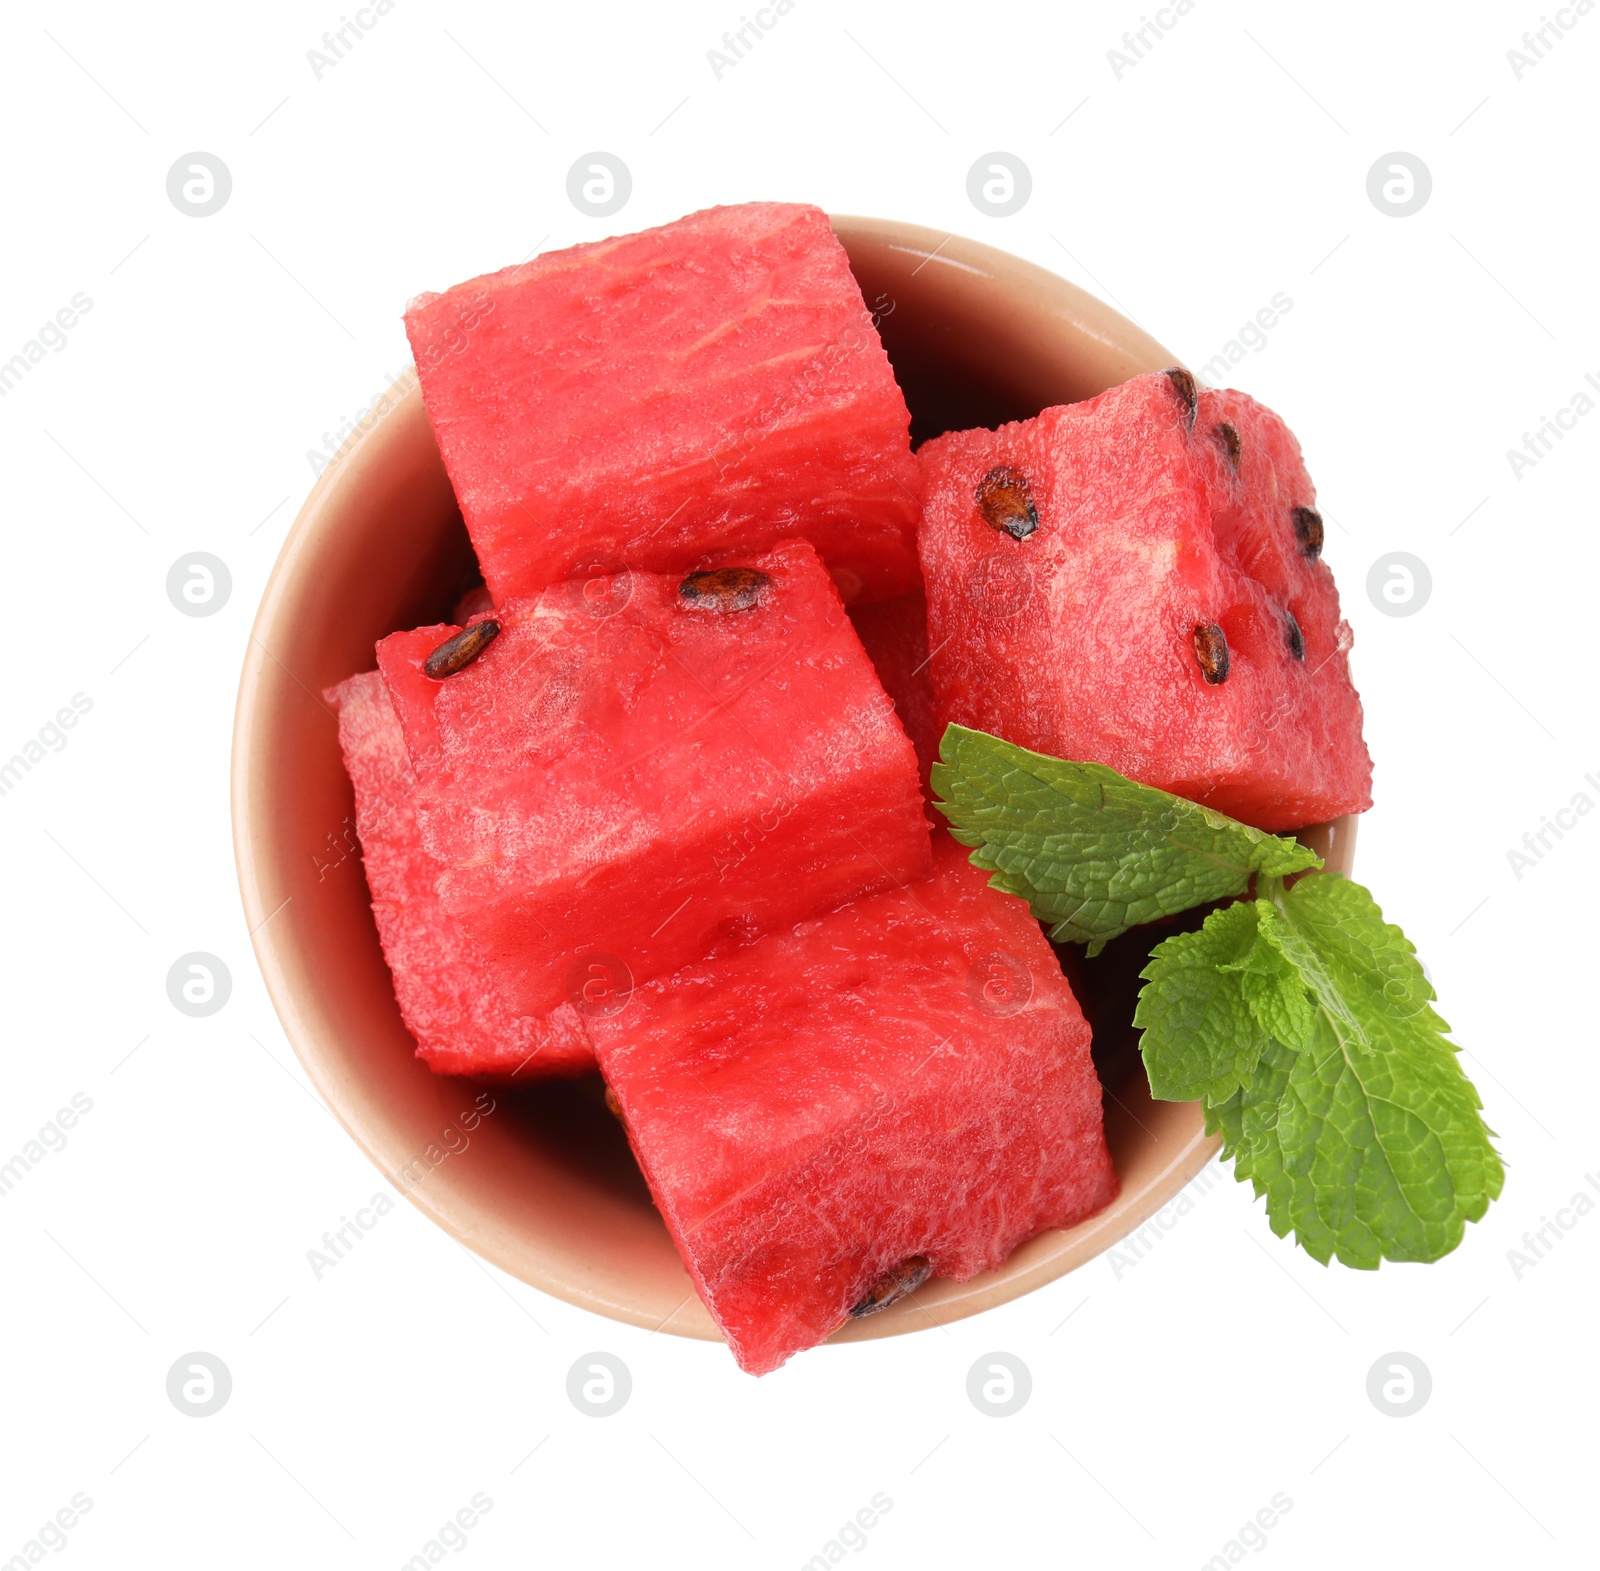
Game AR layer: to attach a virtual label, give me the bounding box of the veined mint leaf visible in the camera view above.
[1253,895,1370,1058]
[932,724,1502,1267]
[1132,901,1272,1103]
[1221,908,1315,1051]
[931,725,1319,955]
[1145,875,1504,1267]
[1206,1036,1358,1268]
[1254,876,1503,1265]
[1266,873,1444,1058]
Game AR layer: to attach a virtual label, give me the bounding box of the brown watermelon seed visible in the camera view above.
[1292,505,1325,559]
[1286,610,1306,662]
[678,567,773,612]
[1163,366,1198,429]
[974,465,1039,541]
[1192,622,1230,684]
[1215,422,1241,471]
[604,1086,624,1121]
[849,1256,932,1319]
[424,619,500,678]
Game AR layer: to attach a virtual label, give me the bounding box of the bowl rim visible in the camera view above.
[232,213,1356,1348]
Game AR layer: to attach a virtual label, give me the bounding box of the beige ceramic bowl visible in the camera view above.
[232,217,1356,1347]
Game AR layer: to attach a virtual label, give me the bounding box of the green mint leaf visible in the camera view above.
[1143,876,1504,1267]
[930,723,1501,1266]
[931,725,1319,955]
[1257,877,1503,1265]
[1265,873,1441,1057]
[1131,901,1272,1103]
[1205,1036,1354,1267]
[1221,911,1315,1051]
[1252,894,1370,1058]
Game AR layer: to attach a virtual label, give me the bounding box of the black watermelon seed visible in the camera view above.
[849,1256,932,1319]
[974,465,1039,541]
[1286,610,1306,662]
[1163,366,1198,429]
[1292,505,1324,559]
[678,567,773,612]
[424,619,500,678]
[1215,422,1241,471]
[1192,622,1230,684]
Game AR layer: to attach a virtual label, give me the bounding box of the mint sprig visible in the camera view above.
[1130,898,1275,1103]
[932,724,1319,955]
[934,727,1504,1267]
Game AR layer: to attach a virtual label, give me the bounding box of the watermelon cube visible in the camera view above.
[847,590,941,790]
[405,203,921,606]
[376,540,931,1021]
[918,370,1372,831]
[325,671,594,1079]
[591,834,1116,1374]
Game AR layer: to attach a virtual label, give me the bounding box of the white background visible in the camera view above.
[1,1,1594,1566]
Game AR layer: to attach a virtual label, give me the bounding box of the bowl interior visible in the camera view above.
[233,217,1355,1345]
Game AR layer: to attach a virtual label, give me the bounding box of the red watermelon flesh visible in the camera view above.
[405,202,921,607]
[324,671,594,1079]
[917,371,1372,831]
[377,540,932,1021]
[590,833,1117,1375]
[452,584,494,623]
[847,591,941,791]
[1197,385,1340,642]
[374,624,454,777]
